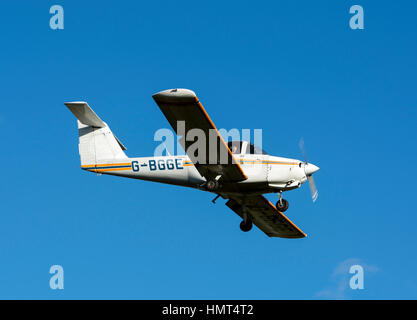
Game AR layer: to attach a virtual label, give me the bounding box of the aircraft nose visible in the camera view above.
[305,163,320,176]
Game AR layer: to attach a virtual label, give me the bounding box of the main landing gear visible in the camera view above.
[206,179,220,191]
[240,219,252,232]
[276,191,289,212]
[239,199,252,232]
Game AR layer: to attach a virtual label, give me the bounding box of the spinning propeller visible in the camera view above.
[299,138,319,202]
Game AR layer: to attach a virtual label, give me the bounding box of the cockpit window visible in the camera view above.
[227,141,243,154]
[227,141,268,155]
[247,143,268,155]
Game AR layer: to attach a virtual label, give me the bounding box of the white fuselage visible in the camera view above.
[84,153,308,196]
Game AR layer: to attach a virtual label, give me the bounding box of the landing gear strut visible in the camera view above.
[239,198,252,232]
[276,191,289,212]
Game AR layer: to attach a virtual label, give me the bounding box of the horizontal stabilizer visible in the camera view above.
[65,101,106,128]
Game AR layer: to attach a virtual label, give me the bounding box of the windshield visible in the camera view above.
[227,141,268,155]
[247,143,268,155]
[227,141,243,154]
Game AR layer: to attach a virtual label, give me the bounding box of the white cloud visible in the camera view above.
[315,258,379,299]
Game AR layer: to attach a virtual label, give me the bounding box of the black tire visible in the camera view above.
[206,180,219,191]
[240,220,253,232]
[276,199,289,212]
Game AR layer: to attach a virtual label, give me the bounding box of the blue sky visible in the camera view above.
[0,0,416,299]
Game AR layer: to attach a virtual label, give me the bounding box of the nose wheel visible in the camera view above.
[276,199,289,212]
[276,191,289,212]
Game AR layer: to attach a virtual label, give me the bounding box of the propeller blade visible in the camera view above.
[308,175,318,202]
[300,137,319,203]
[299,137,308,164]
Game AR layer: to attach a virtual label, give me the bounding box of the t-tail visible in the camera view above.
[65,102,128,169]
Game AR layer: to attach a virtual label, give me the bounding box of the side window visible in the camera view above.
[228,141,242,154]
[247,143,267,155]
[254,146,264,154]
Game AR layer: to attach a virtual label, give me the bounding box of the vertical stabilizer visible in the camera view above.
[65,102,127,166]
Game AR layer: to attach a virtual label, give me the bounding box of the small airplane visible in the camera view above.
[65,89,319,238]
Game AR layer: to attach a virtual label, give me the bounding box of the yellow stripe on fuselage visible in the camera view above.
[181,160,297,166]
[81,162,131,169]
[239,160,297,165]
[90,167,132,172]
[81,160,297,172]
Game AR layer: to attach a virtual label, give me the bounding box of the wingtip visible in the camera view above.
[64,101,88,107]
[152,88,196,103]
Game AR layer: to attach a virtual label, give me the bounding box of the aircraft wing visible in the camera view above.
[226,195,307,238]
[152,89,247,182]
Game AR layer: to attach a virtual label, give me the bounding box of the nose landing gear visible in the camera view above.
[276,191,289,212]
